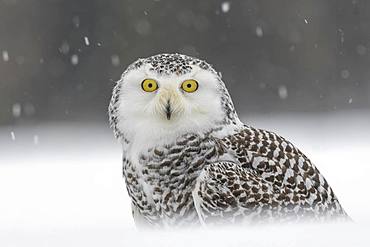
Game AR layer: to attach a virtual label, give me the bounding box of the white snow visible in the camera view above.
[0,111,369,246]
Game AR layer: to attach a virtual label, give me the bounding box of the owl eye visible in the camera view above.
[181,79,198,93]
[141,79,158,92]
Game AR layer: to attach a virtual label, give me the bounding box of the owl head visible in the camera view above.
[109,53,241,144]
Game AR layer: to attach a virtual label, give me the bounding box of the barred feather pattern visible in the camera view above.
[194,126,348,225]
[122,125,347,227]
[123,133,224,227]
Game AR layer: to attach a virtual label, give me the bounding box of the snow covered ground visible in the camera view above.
[1,110,369,246]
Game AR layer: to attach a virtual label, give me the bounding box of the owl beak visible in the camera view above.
[165,100,172,120]
[157,87,182,121]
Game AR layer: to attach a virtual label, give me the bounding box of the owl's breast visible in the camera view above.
[123,133,223,226]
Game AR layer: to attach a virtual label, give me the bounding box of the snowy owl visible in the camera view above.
[109,53,348,227]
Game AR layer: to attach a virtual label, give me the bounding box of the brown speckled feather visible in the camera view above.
[193,126,348,225]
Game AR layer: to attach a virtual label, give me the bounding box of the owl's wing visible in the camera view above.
[192,161,280,224]
[192,127,348,224]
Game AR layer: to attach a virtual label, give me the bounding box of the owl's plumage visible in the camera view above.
[109,53,348,227]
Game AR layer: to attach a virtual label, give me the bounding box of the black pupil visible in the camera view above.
[148,83,152,88]
[187,83,191,88]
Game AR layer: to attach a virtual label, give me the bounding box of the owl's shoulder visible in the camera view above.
[216,125,332,202]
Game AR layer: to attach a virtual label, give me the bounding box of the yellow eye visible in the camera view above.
[141,79,158,92]
[181,79,198,93]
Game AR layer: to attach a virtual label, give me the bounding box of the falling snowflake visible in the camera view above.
[259,82,266,89]
[111,55,120,67]
[12,103,21,118]
[338,29,344,44]
[221,2,230,13]
[278,85,288,99]
[10,131,15,141]
[72,16,80,28]
[340,69,350,79]
[2,50,9,62]
[356,45,367,56]
[256,26,263,37]
[33,135,39,145]
[59,41,70,54]
[84,36,90,46]
[71,54,79,65]
[135,20,151,36]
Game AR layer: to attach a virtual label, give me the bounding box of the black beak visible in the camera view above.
[165,101,171,120]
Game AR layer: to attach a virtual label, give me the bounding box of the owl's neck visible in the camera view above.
[120,117,243,155]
